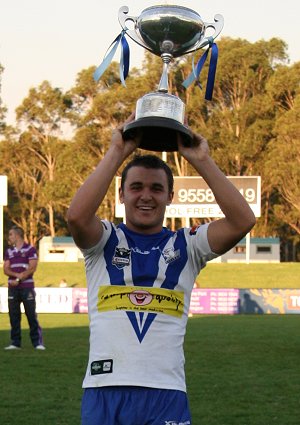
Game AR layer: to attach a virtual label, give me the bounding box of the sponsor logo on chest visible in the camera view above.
[112,247,131,269]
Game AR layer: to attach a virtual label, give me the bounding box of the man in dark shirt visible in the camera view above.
[3,225,45,350]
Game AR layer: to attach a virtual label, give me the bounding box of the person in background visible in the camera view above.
[59,278,68,287]
[67,113,256,425]
[3,225,45,350]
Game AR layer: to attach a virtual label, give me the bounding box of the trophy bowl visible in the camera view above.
[119,5,224,151]
[135,5,205,57]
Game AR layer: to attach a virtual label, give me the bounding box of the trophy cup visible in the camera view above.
[118,5,224,151]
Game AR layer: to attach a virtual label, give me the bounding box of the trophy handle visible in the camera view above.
[118,6,153,53]
[191,14,224,51]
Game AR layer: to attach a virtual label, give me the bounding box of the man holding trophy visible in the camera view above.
[67,5,256,425]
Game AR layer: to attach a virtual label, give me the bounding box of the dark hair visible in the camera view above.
[10,225,24,239]
[121,154,174,193]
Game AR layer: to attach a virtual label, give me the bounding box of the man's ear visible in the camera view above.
[119,187,124,204]
[167,191,174,205]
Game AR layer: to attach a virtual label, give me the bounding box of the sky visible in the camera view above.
[1,0,299,124]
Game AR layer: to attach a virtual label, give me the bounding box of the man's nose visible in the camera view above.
[140,188,152,200]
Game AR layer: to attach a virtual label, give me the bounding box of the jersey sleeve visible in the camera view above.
[186,223,219,273]
[80,219,112,262]
[28,246,38,260]
[4,249,9,262]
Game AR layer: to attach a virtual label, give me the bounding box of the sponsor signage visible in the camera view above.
[190,288,240,314]
[1,288,299,315]
[239,289,300,314]
[115,176,261,218]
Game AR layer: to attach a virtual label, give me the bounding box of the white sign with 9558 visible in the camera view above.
[115,176,261,218]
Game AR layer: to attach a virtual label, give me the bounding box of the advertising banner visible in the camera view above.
[1,287,300,315]
[190,288,240,314]
[238,289,300,314]
[0,287,74,313]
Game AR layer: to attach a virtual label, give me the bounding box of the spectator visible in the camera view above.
[59,278,68,288]
[3,225,45,350]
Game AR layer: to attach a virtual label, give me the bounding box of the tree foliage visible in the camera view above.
[0,63,7,135]
[0,38,299,258]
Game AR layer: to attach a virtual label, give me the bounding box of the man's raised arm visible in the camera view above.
[178,131,256,255]
[67,114,138,249]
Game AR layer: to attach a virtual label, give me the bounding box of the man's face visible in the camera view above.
[119,166,173,234]
[8,230,18,246]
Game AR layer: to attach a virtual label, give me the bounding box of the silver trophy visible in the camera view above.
[119,5,224,151]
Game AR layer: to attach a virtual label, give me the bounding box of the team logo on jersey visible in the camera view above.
[112,247,131,269]
[126,311,156,343]
[162,247,180,264]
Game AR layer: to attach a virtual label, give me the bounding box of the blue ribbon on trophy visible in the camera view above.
[94,30,219,99]
[182,37,219,101]
[94,29,130,86]
[93,5,224,152]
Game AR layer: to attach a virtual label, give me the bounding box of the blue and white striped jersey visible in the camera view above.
[81,221,218,392]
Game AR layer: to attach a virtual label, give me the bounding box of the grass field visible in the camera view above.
[1,262,300,288]
[1,313,299,425]
[1,263,299,424]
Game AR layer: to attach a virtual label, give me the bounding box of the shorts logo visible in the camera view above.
[165,421,191,425]
[91,359,113,375]
[112,247,131,269]
[27,291,35,301]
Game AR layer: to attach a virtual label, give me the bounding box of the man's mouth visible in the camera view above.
[137,206,154,211]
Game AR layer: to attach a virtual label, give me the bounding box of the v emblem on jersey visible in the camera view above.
[126,312,157,343]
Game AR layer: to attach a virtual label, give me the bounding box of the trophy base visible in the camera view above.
[123,116,193,152]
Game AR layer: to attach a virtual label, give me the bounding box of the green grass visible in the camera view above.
[1,313,299,425]
[0,314,89,425]
[197,262,300,288]
[1,262,299,288]
[185,315,300,425]
[0,262,86,288]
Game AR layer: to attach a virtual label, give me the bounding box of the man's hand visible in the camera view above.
[10,279,20,287]
[110,112,140,160]
[177,130,210,165]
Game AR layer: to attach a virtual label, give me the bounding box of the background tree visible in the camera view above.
[0,63,7,135]
[264,63,300,238]
[1,131,45,245]
[178,38,290,237]
[0,38,299,259]
[15,81,71,237]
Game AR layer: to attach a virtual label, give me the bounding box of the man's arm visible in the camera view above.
[18,259,38,280]
[3,259,18,279]
[67,113,138,249]
[178,132,256,255]
[4,258,38,285]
